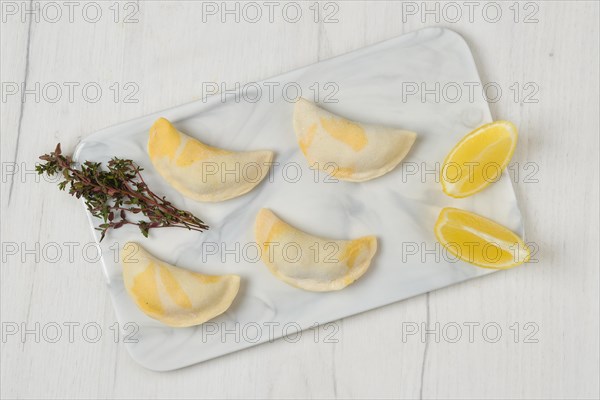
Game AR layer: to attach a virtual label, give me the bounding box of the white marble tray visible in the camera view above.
[74,27,524,371]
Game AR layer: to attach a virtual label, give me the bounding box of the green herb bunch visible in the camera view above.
[36,144,209,241]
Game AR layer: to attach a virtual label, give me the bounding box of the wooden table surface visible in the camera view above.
[1,1,599,399]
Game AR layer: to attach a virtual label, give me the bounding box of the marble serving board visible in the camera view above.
[74,27,524,371]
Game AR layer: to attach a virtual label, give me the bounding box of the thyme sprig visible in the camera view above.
[36,143,209,241]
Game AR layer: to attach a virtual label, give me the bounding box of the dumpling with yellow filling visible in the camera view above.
[148,118,274,202]
[254,208,377,291]
[121,242,240,327]
[293,98,416,181]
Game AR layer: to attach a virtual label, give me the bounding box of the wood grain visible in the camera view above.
[1,1,598,399]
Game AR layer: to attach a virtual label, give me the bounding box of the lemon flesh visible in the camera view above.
[148,118,274,202]
[121,242,240,327]
[441,121,517,198]
[434,207,530,269]
[254,208,377,291]
[293,98,416,182]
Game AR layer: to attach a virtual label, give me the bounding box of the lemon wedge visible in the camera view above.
[434,207,530,269]
[121,242,240,327]
[254,208,377,291]
[441,121,517,198]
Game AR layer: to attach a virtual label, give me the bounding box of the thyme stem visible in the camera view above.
[36,143,209,241]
